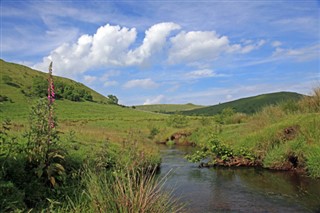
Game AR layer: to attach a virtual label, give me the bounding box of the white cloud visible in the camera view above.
[169,31,231,64]
[126,22,181,65]
[33,22,180,78]
[239,39,266,54]
[143,95,165,105]
[272,44,320,62]
[33,23,137,77]
[33,22,267,78]
[168,31,265,64]
[103,81,118,87]
[123,78,158,89]
[83,75,97,84]
[186,69,216,79]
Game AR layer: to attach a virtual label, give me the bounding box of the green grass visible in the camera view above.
[55,167,183,213]
[182,92,303,116]
[189,110,320,177]
[0,59,110,104]
[135,103,204,113]
[1,59,319,212]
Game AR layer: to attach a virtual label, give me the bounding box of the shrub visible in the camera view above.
[148,127,160,140]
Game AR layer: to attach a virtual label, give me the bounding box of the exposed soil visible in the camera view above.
[157,126,307,174]
[155,132,195,146]
[199,156,262,168]
[280,125,300,141]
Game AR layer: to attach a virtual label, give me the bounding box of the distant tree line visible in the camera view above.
[22,76,93,102]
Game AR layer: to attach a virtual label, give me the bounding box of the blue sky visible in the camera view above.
[1,0,319,106]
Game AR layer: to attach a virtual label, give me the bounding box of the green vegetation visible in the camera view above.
[0,59,110,104]
[0,59,319,211]
[182,92,303,116]
[185,88,320,177]
[135,103,204,113]
[0,60,183,212]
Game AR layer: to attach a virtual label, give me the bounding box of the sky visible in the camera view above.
[1,0,320,106]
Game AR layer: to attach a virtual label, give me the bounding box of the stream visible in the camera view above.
[158,145,320,213]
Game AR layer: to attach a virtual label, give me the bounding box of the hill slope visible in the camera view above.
[0,59,110,104]
[182,92,304,116]
[0,59,170,143]
[135,103,204,113]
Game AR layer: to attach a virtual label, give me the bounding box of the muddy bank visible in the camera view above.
[155,132,196,146]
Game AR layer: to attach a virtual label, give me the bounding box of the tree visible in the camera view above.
[108,95,118,105]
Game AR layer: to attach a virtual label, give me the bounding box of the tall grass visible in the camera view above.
[57,166,183,213]
[299,87,320,113]
[306,146,320,178]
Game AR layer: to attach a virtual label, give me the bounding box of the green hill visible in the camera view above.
[182,92,304,116]
[135,103,204,113]
[0,59,170,143]
[0,59,111,105]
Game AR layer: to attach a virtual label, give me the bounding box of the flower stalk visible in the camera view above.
[48,62,55,129]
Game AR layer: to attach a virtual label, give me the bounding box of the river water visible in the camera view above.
[158,145,320,213]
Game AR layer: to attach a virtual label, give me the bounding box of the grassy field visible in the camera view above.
[135,103,204,113]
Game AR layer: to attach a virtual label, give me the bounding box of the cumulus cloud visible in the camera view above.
[33,22,180,78]
[168,31,265,64]
[185,69,216,79]
[168,31,231,64]
[143,95,165,105]
[33,24,136,77]
[33,22,266,78]
[126,22,180,65]
[123,78,158,89]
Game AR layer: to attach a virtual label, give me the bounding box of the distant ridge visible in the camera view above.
[181,92,304,116]
[135,103,204,113]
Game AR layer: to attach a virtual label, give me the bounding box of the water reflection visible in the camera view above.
[158,145,320,213]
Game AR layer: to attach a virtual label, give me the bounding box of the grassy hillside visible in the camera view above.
[182,92,303,116]
[135,103,204,113]
[0,59,110,104]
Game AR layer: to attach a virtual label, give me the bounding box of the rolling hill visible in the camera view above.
[135,103,204,113]
[181,92,304,116]
[0,59,170,144]
[0,59,111,104]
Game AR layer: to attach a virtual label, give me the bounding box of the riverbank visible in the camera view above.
[182,89,320,177]
[159,145,320,212]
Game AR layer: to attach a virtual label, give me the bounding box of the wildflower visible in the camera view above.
[48,62,55,129]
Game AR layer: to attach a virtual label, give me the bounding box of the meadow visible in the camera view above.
[1,59,319,211]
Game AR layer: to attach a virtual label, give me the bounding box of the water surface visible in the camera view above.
[159,145,320,213]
